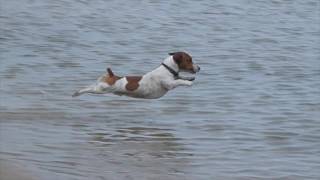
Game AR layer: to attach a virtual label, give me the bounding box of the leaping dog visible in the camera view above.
[72,52,200,99]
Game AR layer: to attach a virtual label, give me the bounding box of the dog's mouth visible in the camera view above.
[179,76,195,81]
[180,69,195,74]
[182,68,199,74]
[178,65,199,80]
[179,71,196,81]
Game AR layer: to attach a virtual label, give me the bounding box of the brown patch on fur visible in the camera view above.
[170,52,195,73]
[125,76,142,91]
[104,68,121,85]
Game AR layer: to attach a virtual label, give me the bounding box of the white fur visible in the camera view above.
[73,55,199,99]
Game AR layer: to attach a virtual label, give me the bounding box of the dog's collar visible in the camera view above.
[162,63,179,79]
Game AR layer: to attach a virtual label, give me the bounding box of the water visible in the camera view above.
[1,0,319,179]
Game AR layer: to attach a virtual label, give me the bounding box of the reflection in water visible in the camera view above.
[1,0,319,179]
[1,119,193,179]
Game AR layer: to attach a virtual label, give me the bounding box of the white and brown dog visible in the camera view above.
[72,52,200,99]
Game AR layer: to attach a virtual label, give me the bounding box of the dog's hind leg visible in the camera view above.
[72,82,113,97]
[72,85,96,97]
[72,68,120,97]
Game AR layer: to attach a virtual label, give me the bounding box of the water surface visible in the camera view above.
[1,0,319,179]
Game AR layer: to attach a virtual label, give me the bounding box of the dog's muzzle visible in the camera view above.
[193,64,200,73]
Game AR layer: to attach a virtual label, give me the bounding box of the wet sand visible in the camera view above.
[0,160,39,180]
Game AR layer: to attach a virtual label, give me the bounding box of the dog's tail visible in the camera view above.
[107,68,114,77]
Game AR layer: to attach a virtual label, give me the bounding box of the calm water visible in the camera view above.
[1,0,319,179]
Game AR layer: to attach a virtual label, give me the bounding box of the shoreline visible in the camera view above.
[0,160,40,180]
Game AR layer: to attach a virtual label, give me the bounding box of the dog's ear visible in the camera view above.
[171,52,183,65]
[168,52,176,56]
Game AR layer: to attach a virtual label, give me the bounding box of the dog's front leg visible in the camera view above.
[162,79,193,90]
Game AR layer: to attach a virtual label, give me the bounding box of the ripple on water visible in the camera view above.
[1,0,319,179]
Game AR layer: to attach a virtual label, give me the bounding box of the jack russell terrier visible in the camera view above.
[72,52,200,99]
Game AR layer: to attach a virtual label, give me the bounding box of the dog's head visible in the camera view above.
[169,52,200,74]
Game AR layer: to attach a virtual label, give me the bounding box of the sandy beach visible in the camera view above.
[0,160,39,180]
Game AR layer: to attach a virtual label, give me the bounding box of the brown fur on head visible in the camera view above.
[169,52,196,73]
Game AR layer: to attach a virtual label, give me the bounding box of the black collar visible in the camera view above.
[162,63,179,79]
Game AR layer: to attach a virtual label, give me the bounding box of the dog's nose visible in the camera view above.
[193,64,200,73]
[196,65,200,72]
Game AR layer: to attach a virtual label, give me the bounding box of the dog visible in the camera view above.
[72,52,200,99]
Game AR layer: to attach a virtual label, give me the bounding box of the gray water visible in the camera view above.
[1,0,319,179]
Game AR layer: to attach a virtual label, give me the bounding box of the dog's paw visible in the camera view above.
[72,91,80,97]
[185,80,193,86]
